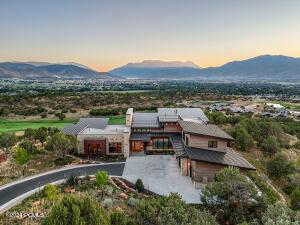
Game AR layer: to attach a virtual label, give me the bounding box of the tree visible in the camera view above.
[136,193,218,225]
[261,136,280,155]
[201,167,267,224]
[42,195,110,225]
[135,178,144,192]
[233,125,254,151]
[24,128,35,140]
[266,154,296,179]
[45,133,77,157]
[55,112,66,120]
[261,202,300,225]
[34,127,48,144]
[0,132,17,152]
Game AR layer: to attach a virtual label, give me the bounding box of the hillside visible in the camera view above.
[0,62,115,80]
[109,55,300,81]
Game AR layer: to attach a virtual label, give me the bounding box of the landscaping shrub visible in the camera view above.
[19,139,38,154]
[136,193,218,225]
[45,132,77,157]
[42,195,110,225]
[0,132,17,151]
[110,211,132,225]
[43,184,60,201]
[135,178,144,192]
[66,175,79,187]
[13,146,31,165]
[96,171,109,188]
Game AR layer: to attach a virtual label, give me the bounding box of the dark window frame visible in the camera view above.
[208,140,218,148]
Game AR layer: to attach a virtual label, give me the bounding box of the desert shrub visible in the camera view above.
[14,146,31,165]
[24,128,35,140]
[0,132,17,151]
[110,211,133,225]
[202,167,267,224]
[45,132,77,157]
[290,187,300,210]
[136,193,218,225]
[96,171,109,188]
[261,136,280,155]
[42,195,109,225]
[266,154,296,179]
[135,178,144,192]
[66,175,79,187]
[261,202,300,225]
[43,184,60,201]
[19,139,38,154]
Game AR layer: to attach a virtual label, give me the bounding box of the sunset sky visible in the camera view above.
[1,0,299,72]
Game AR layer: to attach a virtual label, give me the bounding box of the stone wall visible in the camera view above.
[126,108,133,127]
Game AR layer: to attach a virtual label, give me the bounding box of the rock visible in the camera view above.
[127,197,139,207]
[118,192,128,200]
[64,187,75,193]
[102,198,114,208]
[105,186,114,195]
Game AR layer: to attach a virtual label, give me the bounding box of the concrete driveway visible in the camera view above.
[122,155,201,203]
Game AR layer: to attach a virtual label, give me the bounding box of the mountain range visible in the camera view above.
[0,62,115,80]
[1,55,300,81]
[109,55,300,81]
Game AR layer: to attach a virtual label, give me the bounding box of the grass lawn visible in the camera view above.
[0,115,126,133]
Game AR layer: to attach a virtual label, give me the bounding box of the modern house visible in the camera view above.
[63,107,255,184]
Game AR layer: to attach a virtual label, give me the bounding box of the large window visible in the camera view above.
[208,140,218,148]
[109,142,122,153]
[152,137,172,150]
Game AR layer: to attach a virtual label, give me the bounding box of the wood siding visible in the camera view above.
[185,133,228,151]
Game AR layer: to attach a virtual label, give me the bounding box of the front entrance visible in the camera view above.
[131,141,144,152]
[84,139,106,156]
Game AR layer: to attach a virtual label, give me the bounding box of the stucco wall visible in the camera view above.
[185,133,228,150]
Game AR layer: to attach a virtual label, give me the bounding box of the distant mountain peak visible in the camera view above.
[125,60,200,68]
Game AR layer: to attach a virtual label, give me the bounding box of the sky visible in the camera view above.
[0,0,300,72]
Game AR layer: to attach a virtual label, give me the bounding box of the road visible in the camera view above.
[0,163,125,209]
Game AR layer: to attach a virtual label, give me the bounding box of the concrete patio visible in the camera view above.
[122,155,201,203]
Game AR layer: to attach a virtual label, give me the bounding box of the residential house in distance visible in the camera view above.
[63,107,255,184]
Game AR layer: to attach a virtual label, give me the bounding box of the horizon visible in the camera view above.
[1,0,300,72]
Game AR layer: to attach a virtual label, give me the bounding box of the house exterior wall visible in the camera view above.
[184,133,228,150]
[77,133,129,156]
[163,122,182,132]
[190,160,226,183]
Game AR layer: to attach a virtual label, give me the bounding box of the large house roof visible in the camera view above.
[158,108,208,123]
[62,118,109,135]
[131,113,160,128]
[184,147,255,170]
[179,120,233,140]
[130,132,180,141]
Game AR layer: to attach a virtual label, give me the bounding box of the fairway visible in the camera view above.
[0,115,126,133]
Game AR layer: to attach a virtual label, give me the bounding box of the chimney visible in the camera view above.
[126,108,133,127]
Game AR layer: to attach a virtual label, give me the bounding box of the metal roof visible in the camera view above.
[179,120,233,140]
[158,108,208,123]
[184,147,255,170]
[62,118,108,136]
[129,132,180,141]
[131,113,160,128]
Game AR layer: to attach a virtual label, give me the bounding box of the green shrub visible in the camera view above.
[290,187,300,210]
[261,135,280,155]
[266,154,296,179]
[66,175,79,187]
[96,171,109,188]
[42,195,109,225]
[247,171,280,204]
[14,146,31,165]
[43,184,60,201]
[135,178,144,192]
[0,132,17,151]
[19,140,38,154]
[136,193,218,225]
[110,211,132,225]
